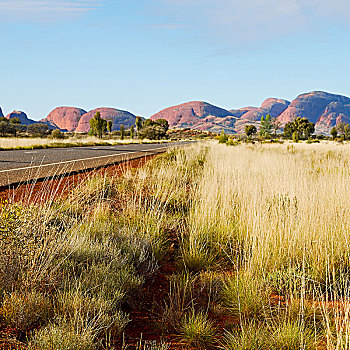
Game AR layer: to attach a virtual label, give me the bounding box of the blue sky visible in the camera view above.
[1,0,350,120]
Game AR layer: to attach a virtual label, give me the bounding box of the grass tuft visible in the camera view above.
[180,311,217,349]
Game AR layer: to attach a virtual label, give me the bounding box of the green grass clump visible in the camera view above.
[180,312,217,349]
[270,321,316,349]
[221,272,270,319]
[222,323,267,350]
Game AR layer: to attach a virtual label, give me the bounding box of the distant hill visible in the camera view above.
[278,91,350,135]
[3,90,350,135]
[150,91,350,135]
[6,111,36,126]
[40,107,87,132]
[150,101,238,133]
[74,108,137,133]
[233,98,290,133]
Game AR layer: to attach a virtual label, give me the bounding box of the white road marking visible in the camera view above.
[0,147,168,174]
[24,151,38,154]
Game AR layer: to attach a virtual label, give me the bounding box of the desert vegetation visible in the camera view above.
[2,141,350,348]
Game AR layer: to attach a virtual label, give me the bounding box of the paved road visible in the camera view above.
[0,141,191,187]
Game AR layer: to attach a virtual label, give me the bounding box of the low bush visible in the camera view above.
[270,321,316,349]
[1,291,52,332]
[226,138,239,146]
[28,322,95,350]
[222,322,267,350]
[180,311,217,349]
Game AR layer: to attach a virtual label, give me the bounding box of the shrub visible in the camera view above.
[56,291,130,336]
[181,238,217,271]
[219,130,228,144]
[180,312,217,349]
[270,321,316,349]
[222,323,268,350]
[1,291,52,332]
[28,322,95,350]
[226,138,239,146]
[51,129,65,139]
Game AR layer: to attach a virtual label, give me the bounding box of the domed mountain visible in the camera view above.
[233,98,290,133]
[150,101,237,133]
[315,102,350,134]
[75,108,137,133]
[41,107,87,132]
[278,91,350,125]
[6,111,36,125]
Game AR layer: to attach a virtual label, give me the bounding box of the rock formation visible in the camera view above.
[5,111,36,125]
[150,101,237,133]
[5,91,350,135]
[278,91,350,125]
[233,98,290,133]
[41,107,87,132]
[75,108,137,133]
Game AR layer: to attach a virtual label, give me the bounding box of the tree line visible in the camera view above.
[88,112,169,140]
[219,114,350,143]
[0,117,52,138]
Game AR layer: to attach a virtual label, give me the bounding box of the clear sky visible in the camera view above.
[1,0,350,120]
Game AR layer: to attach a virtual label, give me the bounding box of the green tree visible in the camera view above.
[107,120,113,133]
[272,117,282,137]
[153,119,169,131]
[9,118,21,137]
[245,124,257,139]
[0,120,9,136]
[135,116,143,135]
[9,118,21,125]
[260,114,272,138]
[345,124,350,140]
[120,124,125,140]
[330,127,338,140]
[337,122,350,140]
[27,123,49,138]
[292,131,299,143]
[138,119,169,140]
[283,117,315,139]
[218,130,228,143]
[130,125,134,139]
[89,111,107,138]
[51,129,64,139]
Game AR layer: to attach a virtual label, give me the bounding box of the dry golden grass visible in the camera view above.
[0,136,170,149]
[3,141,350,348]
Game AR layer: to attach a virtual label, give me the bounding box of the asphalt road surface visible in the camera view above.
[0,141,191,187]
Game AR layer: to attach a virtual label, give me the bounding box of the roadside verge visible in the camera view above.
[0,146,168,187]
